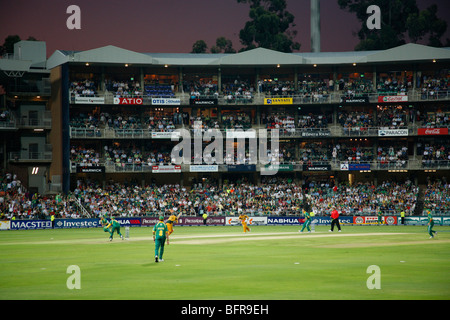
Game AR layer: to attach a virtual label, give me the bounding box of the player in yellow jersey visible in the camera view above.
[165,211,179,235]
[239,213,251,233]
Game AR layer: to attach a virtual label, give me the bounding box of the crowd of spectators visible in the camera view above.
[306,180,418,216]
[377,106,409,128]
[0,173,82,220]
[423,178,450,215]
[420,111,450,128]
[419,76,449,99]
[377,146,409,169]
[418,141,450,168]
[72,177,306,218]
[3,170,450,219]
[70,79,98,97]
[106,80,142,98]
[338,110,375,135]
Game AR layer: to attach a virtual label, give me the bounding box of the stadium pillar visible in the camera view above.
[101,66,105,91]
[311,0,321,53]
[218,68,222,94]
[372,66,377,90]
[140,67,144,92]
[294,67,298,91]
[179,67,183,93]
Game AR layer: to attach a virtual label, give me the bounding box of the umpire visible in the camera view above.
[329,208,341,232]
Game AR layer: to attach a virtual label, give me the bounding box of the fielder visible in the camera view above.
[300,209,311,232]
[427,210,437,239]
[238,213,251,233]
[153,216,169,262]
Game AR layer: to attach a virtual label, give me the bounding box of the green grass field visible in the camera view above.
[1,225,449,300]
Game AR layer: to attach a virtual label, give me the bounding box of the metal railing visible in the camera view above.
[69,89,450,106]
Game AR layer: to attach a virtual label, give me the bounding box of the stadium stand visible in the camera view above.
[1,41,450,220]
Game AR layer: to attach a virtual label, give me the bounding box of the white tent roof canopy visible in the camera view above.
[46,43,450,70]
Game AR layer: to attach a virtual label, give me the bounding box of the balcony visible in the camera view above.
[69,89,450,106]
[18,111,52,129]
[9,144,53,162]
[68,158,450,174]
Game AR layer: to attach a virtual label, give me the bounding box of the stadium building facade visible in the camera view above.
[1,41,449,216]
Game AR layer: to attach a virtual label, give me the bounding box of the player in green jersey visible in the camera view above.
[427,210,437,239]
[153,216,169,262]
[105,216,124,241]
[299,209,311,232]
[100,215,110,233]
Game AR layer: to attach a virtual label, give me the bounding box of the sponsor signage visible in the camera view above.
[227,164,256,172]
[189,165,219,172]
[301,130,331,137]
[152,165,181,173]
[151,131,180,139]
[225,216,267,226]
[115,217,141,227]
[55,219,100,229]
[76,166,105,173]
[353,216,398,225]
[264,98,293,105]
[377,95,408,103]
[378,129,408,136]
[179,216,225,226]
[266,216,302,225]
[261,164,293,172]
[190,98,217,106]
[113,97,143,105]
[151,98,180,105]
[341,163,371,171]
[303,164,331,171]
[225,130,256,139]
[74,96,105,104]
[417,128,448,135]
[0,220,10,230]
[141,217,161,226]
[340,96,369,103]
[10,220,52,230]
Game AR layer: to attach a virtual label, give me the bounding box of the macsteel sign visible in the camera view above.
[11,220,52,230]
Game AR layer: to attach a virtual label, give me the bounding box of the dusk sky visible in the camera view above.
[1,0,449,57]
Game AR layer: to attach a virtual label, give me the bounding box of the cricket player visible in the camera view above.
[100,214,110,233]
[105,216,124,241]
[153,216,169,262]
[427,210,437,239]
[166,212,178,235]
[300,209,311,232]
[377,210,383,225]
[238,213,251,233]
